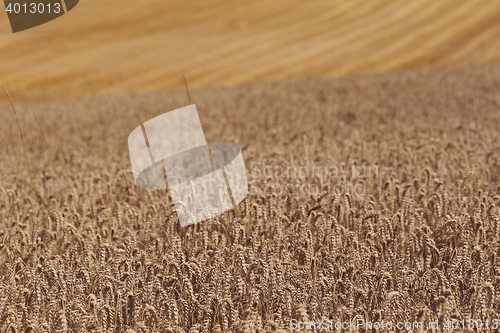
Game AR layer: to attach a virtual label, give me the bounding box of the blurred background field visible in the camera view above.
[1,0,500,104]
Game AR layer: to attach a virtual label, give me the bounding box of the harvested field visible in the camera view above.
[2,0,500,103]
[1,63,500,331]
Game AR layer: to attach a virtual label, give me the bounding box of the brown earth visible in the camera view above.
[0,63,500,331]
[1,0,500,104]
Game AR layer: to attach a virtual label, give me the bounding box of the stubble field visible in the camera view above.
[2,0,500,104]
[1,63,500,332]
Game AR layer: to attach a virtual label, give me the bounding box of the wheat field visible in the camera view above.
[2,0,500,104]
[1,63,500,331]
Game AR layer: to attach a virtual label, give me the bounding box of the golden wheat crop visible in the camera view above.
[0,63,500,332]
